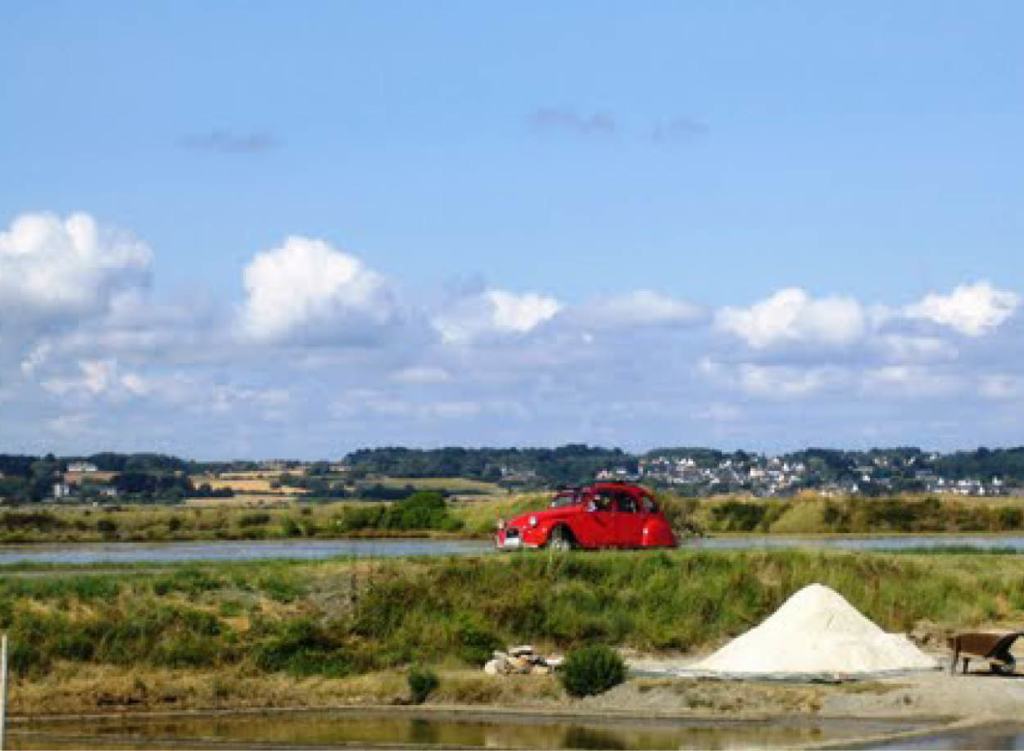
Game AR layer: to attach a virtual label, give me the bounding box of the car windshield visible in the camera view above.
[549,491,580,508]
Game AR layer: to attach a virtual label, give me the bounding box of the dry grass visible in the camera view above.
[377,477,502,493]
[8,664,561,716]
[189,476,309,495]
[183,496,295,508]
[9,663,407,715]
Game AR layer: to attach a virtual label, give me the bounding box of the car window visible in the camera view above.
[589,492,613,511]
[640,494,657,513]
[550,490,579,508]
[616,493,637,513]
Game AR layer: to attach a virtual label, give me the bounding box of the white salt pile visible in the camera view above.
[694,583,938,677]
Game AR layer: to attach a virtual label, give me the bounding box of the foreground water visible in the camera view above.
[865,721,1024,749]
[9,710,931,750]
[0,533,1023,566]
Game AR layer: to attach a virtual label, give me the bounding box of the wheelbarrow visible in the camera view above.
[947,631,1024,675]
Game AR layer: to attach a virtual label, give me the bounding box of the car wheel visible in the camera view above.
[549,526,575,551]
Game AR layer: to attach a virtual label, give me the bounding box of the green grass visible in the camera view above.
[0,500,475,544]
[452,494,549,535]
[3,549,1024,683]
[5,490,1022,545]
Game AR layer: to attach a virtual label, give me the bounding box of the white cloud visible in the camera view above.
[737,363,844,399]
[207,385,291,414]
[332,389,482,420]
[240,236,394,344]
[904,281,1020,336]
[390,365,452,384]
[432,289,561,345]
[861,366,961,398]
[979,374,1024,400]
[716,288,865,349]
[120,372,153,397]
[696,402,743,422]
[574,290,703,329]
[424,401,481,419]
[45,412,94,437]
[0,212,151,324]
[698,357,845,399]
[42,359,119,397]
[875,334,958,362]
[20,340,52,377]
[6,208,1024,455]
[35,357,272,411]
[488,290,561,335]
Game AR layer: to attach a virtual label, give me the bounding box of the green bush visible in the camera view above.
[96,519,118,534]
[998,507,1023,529]
[454,612,502,666]
[0,511,65,532]
[239,513,271,527]
[408,665,439,704]
[336,492,461,532]
[710,501,767,532]
[559,645,626,697]
[252,617,351,677]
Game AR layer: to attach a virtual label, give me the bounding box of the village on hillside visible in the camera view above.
[606,451,1018,498]
[3,445,1022,504]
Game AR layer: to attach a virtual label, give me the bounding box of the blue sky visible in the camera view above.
[2,1,1023,458]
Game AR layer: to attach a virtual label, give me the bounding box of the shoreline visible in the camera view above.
[2,680,1010,751]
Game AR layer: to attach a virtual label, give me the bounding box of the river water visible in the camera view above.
[9,709,930,750]
[0,534,1022,566]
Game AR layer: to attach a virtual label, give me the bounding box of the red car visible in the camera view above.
[495,481,677,551]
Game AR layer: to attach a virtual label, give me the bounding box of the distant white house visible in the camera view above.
[67,461,98,473]
[53,482,73,499]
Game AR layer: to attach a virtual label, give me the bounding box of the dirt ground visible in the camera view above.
[606,639,1024,724]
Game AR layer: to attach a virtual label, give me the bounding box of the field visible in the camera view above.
[189,475,309,495]
[3,490,1024,545]
[0,502,459,544]
[375,477,503,494]
[3,548,1024,716]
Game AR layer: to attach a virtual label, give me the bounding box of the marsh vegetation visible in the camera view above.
[3,549,1024,714]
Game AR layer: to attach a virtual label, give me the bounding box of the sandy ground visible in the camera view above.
[609,631,1024,723]
[584,668,1024,722]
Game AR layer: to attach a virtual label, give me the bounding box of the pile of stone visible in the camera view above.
[484,645,564,676]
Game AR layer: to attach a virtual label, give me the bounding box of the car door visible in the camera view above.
[575,490,617,547]
[612,491,645,547]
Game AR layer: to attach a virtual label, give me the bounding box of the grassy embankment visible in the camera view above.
[0,495,486,544]
[456,492,1024,537]
[4,548,1024,715]
[2,492,1024,545]
[687,494,1024,534]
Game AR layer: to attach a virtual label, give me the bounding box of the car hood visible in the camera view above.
[506,507,582,528]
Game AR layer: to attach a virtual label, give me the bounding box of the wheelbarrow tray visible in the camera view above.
[947,631,1024,675]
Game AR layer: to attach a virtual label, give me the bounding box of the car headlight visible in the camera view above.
[528,515,538,527]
